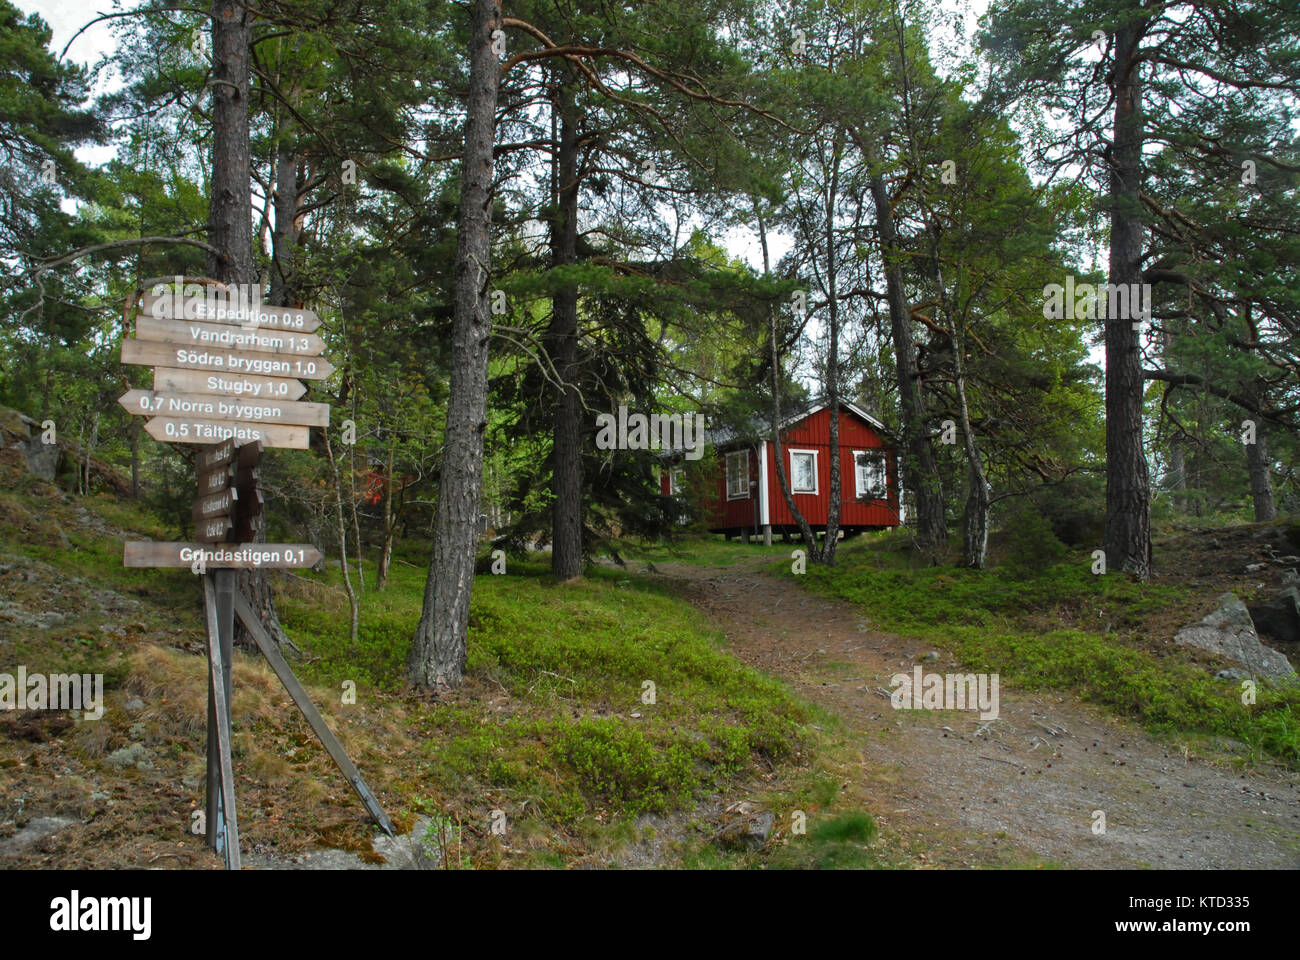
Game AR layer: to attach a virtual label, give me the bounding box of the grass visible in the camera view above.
[608,533,794,567]
[278,548,809,819]
[790,531,1300,766]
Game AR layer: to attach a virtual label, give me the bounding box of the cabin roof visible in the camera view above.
[707,398,895,448]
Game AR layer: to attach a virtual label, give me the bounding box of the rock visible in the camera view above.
[1245,563,1268,573]
[22,439,60,483]
[925,651,940,662]
[714,810,775,851]
[124,697,145,715]
[0,816,77,859]
[0,407,31,439]
[1247,585,1300,649]
[1216,669,1246,681]
[1174,593,1296,681]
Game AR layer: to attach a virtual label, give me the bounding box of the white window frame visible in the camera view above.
[669,466,684,495]
[788,448,819,495]
[726,450,750,500]
[853,449,887,500]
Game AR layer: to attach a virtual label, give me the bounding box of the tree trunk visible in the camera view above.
[868,172,946,561]
[325,433,359,643]
[548,76,583,581]
[348,413,364,591]
[407,0,502,690]
[209,0,292,649]
[1102,22,1152,578]
[269,137,299,308]
[1167,441,1186,513]
[208,0,253,287]
[823,142,842,565]
[757,208,820,558]
[948,311,989,568]
[1247,424,1277,522]
[130,419,139,498]
[933,242,988,568]
[1160,327,1186,514]
[377,441,396,590]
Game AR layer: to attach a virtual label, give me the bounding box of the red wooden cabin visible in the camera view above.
[659,401,902,540]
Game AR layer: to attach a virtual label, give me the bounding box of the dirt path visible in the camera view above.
[658,558,1300,869]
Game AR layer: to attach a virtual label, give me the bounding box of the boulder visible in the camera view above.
[0,407,31,439]
[714,810,775,851]
[1175,593,1296,681]
[22,438,60,482]
[1248,585,1300,649]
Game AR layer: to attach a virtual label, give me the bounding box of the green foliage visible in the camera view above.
[997,500,1068,571]
[279,553,807,819]
[766,812,880,870]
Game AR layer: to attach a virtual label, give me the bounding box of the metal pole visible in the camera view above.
[204,573,220,854]
[202,573,241,869]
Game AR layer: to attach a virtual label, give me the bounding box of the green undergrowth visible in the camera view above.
[792,533,1300,766]
[609,534,793,567]
[279,548,811,821]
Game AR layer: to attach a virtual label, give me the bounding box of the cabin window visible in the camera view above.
[669,467,684,495]
[726,450,749,500]
[854,449,887,499]
[789,449,818,495]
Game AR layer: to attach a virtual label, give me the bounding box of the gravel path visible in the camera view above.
[661,559,1300,869]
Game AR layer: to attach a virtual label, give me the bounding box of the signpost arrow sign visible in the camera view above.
[199,464,233,494]
[140,291,321,333]
[145,417,311,449]
[122,339,334,380]
[119,389,329,427]
[198,439,236,472]
[197,516,234,543]
[135,315,325,357]
[123,542,324,569]
[151,366,307,401]
[194,489,237,520]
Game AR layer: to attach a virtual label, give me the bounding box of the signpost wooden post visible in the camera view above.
[120,284,391,869]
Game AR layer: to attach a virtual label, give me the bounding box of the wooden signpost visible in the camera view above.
[152,366,307,401]
[121,339,335,381]
[120,284,392,869]
[142,417,311,449]
[139,290,322,332]
[119,389,329,427]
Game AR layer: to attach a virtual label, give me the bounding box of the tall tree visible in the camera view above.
[408,0,503,690]
[983,0,1300,576]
